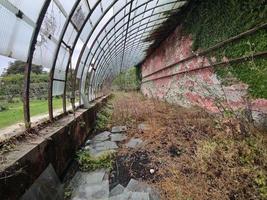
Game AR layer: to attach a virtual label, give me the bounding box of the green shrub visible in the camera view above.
[76,150,114,171]
[112,66,141,91]
[0,104,9,112]
[95,103,113,131]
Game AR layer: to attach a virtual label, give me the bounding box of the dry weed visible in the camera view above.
[110,92,267,200]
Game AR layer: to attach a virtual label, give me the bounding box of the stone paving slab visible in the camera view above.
[69,126,161,200]
[110,134,127,142]
[125,179,160,200]
[94,141,118,151]
[73,180,109,200]
[111,126,127,133]
[109,191,132,200]
[131,192,150,200]
[109,191,150,200]
[94,131,111,142]
[110,184,125,197]
[126,138,143,148]
[70,170,107,189]
[21,164,63,200]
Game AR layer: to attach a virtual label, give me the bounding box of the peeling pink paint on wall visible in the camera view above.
[141,25,267,129]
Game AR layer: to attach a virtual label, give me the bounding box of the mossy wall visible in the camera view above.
[183,0,267,98]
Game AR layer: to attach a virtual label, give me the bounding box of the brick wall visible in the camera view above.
[141,26,267,129]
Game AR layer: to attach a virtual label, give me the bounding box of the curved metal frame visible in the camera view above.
[92,4,177,96]
[1,0,188,128]
[78,1,179,101]
[23,0,52,128]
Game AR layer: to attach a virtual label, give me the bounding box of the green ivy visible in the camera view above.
[183,0,267,98]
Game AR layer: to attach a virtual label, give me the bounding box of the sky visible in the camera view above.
[0,55,15,76]
[0,39,83,76]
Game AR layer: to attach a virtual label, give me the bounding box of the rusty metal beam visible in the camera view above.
[23,0,52,129]
[48,0,81,120]
[142,22,267,79]
[142,51,267,83]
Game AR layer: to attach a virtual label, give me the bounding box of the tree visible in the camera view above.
[3,60,44,76]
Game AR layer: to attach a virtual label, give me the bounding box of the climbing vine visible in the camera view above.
[183,0,267,98]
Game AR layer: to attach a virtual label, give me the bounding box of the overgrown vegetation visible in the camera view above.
[94,99,114,132]
[76,150,114,171]
[109,92,267,200]
[183,0,267,98]
[112,66,141,91]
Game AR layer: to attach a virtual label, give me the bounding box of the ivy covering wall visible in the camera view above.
[183,0,267,98]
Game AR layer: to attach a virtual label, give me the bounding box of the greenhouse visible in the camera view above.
[0,0,266,199]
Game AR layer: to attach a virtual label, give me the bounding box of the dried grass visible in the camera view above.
[110,92,267,200]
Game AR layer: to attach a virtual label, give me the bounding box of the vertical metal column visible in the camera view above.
[23,0,52,128]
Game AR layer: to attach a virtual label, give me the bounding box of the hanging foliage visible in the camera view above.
[183,0,267,98]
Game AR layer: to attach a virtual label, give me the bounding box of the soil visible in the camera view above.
[107,92,267,200]
[110,150,161,188]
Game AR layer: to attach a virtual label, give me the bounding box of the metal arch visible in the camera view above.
[87,2,180,84]
[48,0,116,118]
[94,43,148,96]
[48,0,81,120]
[76,0,155,101]
[87,11,172,80]
[62,0,118,112]
[119,0,134,73]
[80,1,179,99]
[93,17,170,77]
[64,0,119,104]
[23,0,52,128]
[91,9,174,94]
[95,44,142,93]
[71,0,128,103]
[83,2,180,97]
[95,41,150,93]
[87,7,179,96]
[78,0,179,97]
[93,2,179,87]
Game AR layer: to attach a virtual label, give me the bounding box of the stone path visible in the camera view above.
[69,126,160,200]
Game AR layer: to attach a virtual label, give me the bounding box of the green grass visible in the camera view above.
[0,98,62,129]
[76,150,114,171]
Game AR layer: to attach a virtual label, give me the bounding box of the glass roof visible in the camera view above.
[0,0,188,122]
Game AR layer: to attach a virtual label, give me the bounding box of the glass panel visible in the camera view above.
[90,3,102,25]
[46,2,66,40]
[154,3,175,14]
[80,21,92,42]
[9,0,45,22]
[72,0,89,30]
[89,0,98,8]
[101,0,113,12]
[63,23,77,46]
[52,80,65,96]
[0,4,33,61]
[114,0,127,15]
[54,46,69,80]
[33,37,57,69]
[57,0,76,14]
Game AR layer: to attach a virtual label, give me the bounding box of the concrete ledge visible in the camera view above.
[0,95,110,200]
